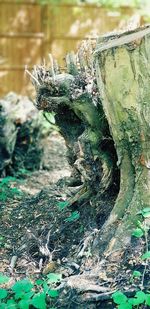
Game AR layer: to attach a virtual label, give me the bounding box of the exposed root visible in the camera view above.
[78,229,99,258]
[66,275,111,293]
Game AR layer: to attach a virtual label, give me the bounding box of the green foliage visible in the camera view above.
[57,200,70,210]
[0,274,10,285]
[132,228,144,238]
[65,210,80,222]
[113,208,150,308]
[46,273,62,284]
[37,0,150,9]
[0,273,61,308]
[138,207,150,218]
[31,293,46,309]
[112,290,150,308]
[141,251,150,260]
[0,177,22,202]
[42,112,59,133]
[0,289,8,299]
[132,270,141,278]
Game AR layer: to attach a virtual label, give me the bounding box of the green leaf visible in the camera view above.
[142,207,150,213]
[31,293,46,309]
[47,289,59,298]
[146,293,150,306]
[142,212,150,218]
[46,273,62,284]
[132,270,141,278]
[65,211,80,222]
[0,303,7,309]
[6,299,17,308]
[22,291,34,300]
[18,299,30,309]
[35,280,44,286]
[141,251,150,260]
[11,187,21,195]
[57,201,69,210]
[132,228,144,238]
[112,291,127,304]
[0,192,7,201]
[12,279,33,294]
[134,291,146,304]
[14,291,25,300]
[0,289,8,299]
[44,112,55,124]
[0,274,10,285]
[43,282,49,293]
[1,177,16,184]
[118,303,132,309]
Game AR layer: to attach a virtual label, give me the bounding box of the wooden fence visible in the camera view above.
[0,1,136,96]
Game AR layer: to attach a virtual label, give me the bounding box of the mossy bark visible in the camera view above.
[95,25,150,257]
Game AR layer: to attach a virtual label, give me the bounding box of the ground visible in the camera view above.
[0,132,149,308]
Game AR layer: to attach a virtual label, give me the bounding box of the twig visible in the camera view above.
[48,53,55,80]
[25,66,41,86]
[9,255,18,273]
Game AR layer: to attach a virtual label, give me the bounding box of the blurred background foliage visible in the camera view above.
[37,0,150,8]
[0,0,150,97]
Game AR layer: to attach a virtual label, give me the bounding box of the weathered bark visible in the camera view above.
[95,25,150,257]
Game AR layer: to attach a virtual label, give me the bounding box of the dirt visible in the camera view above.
[0,131,149,308]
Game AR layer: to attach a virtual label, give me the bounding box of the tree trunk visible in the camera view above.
[95,25,150,258]
[31,25,150,260]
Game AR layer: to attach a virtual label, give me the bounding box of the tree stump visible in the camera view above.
[95,25,150,257]
[31,25,150,260]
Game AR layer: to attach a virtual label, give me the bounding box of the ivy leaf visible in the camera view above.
[132,270,141,278]
[0,274,10,285]
[118,303,132,309]
[46,273,62,284]
[57,201,69,210]
[43,282,49,293]
[11,187,21,195]
[12,279,33,295]
[142,212,150,218]
[0,192,7,201]
[141,251,150,260]
[1,177,16,184]
[18,299,30,309]
[6,299,17,308]
[47,289,59,298]
[112,291,127,304]
[142,207,150,213]
[0,288,8,299]
[0,303,6,309]
[132,228,144,238]
[35,280,44,286]
[134,291,146,304]
[22,291,34,300]
[65,211,80,222]
[31,293,46,309]
[146,293,150,306]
